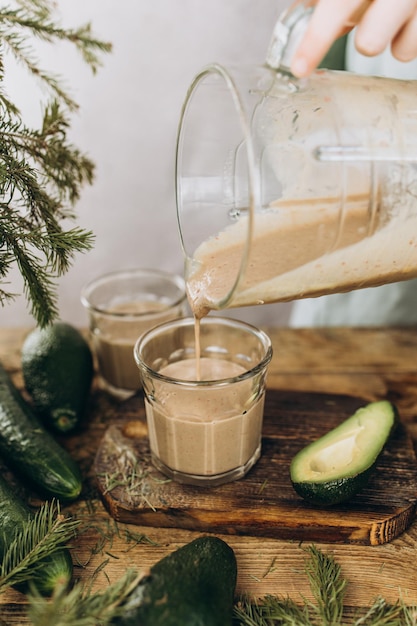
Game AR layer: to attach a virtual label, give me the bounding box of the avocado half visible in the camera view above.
[290,400,398,506]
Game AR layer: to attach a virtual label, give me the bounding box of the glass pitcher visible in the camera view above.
[175,1,417,319]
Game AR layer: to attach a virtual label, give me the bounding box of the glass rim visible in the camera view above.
[80,268,187,319]
[134,315,273,387]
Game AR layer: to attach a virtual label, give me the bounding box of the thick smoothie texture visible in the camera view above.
[145,357,264,477]
[186,195,417,318]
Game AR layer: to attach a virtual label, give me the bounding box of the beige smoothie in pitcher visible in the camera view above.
[186,194,417,319]
[176,65,417,319]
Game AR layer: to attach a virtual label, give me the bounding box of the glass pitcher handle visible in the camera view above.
[266,0,314,71]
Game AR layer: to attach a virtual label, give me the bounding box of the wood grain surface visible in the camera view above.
[1,326,417,624]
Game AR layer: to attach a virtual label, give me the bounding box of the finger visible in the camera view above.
[354,0,417,56]
[290,0,369,77]
[391,8,417,61]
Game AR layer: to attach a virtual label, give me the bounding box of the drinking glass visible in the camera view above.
[134,316,272,486]
[81,269,187,398]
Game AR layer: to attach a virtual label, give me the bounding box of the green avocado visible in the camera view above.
[21,321,94,434]
[290,400,398,506]
[113,535,237,626]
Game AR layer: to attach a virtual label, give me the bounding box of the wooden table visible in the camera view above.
[1,325,417,623]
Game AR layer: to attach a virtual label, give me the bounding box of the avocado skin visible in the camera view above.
[292,465,375,506]
[290,401,398,506]
[113,536,237,626]
[21,322,93,433]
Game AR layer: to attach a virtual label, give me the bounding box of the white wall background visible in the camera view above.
[2,0,293,328]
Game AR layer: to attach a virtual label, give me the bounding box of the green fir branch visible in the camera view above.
[1,101,95,206]
[234,594,314,625]
[0,0,111,326]
[0,500,80,593]
[303,544,346,625]
[27,568,142,626]
[352,596,410,626]
[0,2,112,107]
[233,546,416,626]
[12,242,60,325]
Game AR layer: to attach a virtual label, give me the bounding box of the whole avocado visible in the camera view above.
[21,321,94,434]
[113,535,237,626]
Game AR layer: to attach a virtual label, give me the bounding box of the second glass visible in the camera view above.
[81,268,187,397]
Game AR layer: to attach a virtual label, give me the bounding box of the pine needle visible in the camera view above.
[27,568,142,626]
[233,546,415,626]
[0,500,80,593]
[303,544,346,625]
[234,594,314,625]
[352,596,412,626]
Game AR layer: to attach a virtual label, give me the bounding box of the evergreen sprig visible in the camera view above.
[304,544,346,625]
[0,499,80,593]
[0,0,111,109]
[233,545,415,626]
[26,569,141,626]
[0,0,112,326]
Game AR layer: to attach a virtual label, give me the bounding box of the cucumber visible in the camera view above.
[21,322,94,434]
[0,360,82,501]
[0,472,73,595]
[113,535,237,626]
[290,400,398,506]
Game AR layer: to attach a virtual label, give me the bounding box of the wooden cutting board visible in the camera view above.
[93,390,417,545]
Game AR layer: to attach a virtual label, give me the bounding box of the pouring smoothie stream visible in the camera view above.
[137,1,417,486]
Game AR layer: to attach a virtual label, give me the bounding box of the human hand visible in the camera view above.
[290,0,417,77]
